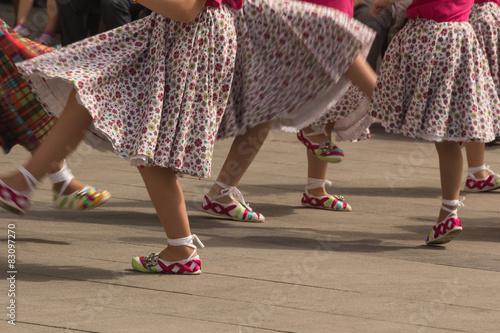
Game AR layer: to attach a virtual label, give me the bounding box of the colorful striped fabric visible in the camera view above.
[0,18,55,153]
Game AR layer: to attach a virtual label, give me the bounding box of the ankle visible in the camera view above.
[51,178,85,195]
[437,198,464,222]
[307,187,328,197]
[469,164,489,179]
[207,183,224,197]
[159,245,196,262]
[3,168,40,194]
[301,126,329,143]
[207,182,239,203]
[473,170,489,180]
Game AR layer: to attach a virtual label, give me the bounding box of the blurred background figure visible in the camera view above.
[12,0,59,45]
[55,0,149,46]
[354,0,411,71]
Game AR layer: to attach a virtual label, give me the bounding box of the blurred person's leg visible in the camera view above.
[13,0,34,37]
[34,0,59,46]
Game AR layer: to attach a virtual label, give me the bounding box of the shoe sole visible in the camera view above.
[426,228,462,246]
[200,207,265,222]
[463,184,500,193]
[0,198,25,215]
[301,203,352,212]
[53,193,111,210]
[131,259,202,274]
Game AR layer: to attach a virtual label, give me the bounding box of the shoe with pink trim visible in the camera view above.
[132,234,204,274]
[201,181,265,222]
[297,125,344,163]
[426,199,464,245]
[0,167,39,215]
[300,178,351,211]
[464,165,500,193]
[301,192,351,211]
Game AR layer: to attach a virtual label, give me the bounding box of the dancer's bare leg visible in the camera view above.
[45,0,59,33]
[344,54,377,99]
[306,121,335,196]
[465,142,489,179]
[2,89,91,190]
[15,0,34,26]
[206,121,272,203]
[138,166,194,261]
[435,141,463,222]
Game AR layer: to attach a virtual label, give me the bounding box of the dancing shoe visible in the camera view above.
[201,181,265,222]
[297,125,344,163]
[301,178,351,211]
[464,165,500,192]
[49,161,111,210]
[0,167,39,215]
[132,234,205,274]
[426,199,464,245]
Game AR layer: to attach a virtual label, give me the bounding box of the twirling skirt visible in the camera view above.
[216,0,375,140]
[369,18,500,142]
[469,2,500,94]
[0,18,55,153]
[18,8,238,178]
[309,85,371,141]
[18,1,375,179]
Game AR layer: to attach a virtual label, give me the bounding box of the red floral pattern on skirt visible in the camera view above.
[369,19,500,142]
[19,8,237,178]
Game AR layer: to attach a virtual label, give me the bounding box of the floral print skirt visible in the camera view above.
[216,0,375,139]
[369,18,500,142]
[18,8,237,178]
[470,2,500,95]
[310,85,372,141]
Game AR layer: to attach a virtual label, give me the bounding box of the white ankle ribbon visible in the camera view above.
[167,234,205,249]
[214,181,253,211]
[306,178,332,190]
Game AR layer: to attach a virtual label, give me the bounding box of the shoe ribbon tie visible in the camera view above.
[306,178,332,190]
[215,181,253,211]
[168,234,205,249]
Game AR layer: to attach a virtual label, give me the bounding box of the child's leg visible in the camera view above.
[301,121,351,211]
[206,121,272,203]
[15,0,34,26]
[435,141,463,221]
[137,166,195,261]
[34,0,59,46]
[465,142,489,178]
[45,0,59,33]
[201,122,271,222]
[343,54,377,99]
[2,89,91,191]
[306,150,329,197]
[307,121,335,196]
[426,141,464,245]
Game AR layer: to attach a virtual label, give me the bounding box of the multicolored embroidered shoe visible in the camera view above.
[464,165,500,193]
[301,192,352,211]
[34,31,56,46]
[49,161,111,210]
[301,178,351,211]
[12,23,31,37]
[132,234,204,274]
[297,126,344,163]
[426,198,464,245]
[0,167,39,215]
[201,181,265,222]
